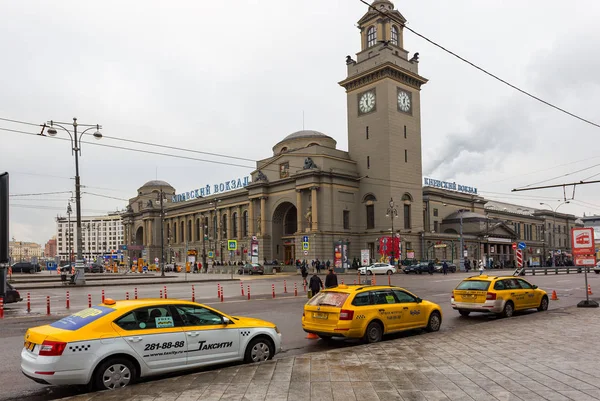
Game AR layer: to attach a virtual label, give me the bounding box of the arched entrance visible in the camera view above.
[135,226,144,259]
[272,202,297,264]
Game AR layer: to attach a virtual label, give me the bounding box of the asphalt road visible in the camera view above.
[1,270,597,401]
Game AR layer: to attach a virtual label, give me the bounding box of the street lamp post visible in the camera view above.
[46,118,102,284]
[158,189,166,277]
[210,200,221,264]
[459,210,465,272]
[539,201,570,267]
[385,198,398,265]
[67,203,72,265]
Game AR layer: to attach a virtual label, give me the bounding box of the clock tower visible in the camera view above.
[339,0,428,236]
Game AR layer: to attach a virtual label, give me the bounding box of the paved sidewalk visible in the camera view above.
[63,307,600,401]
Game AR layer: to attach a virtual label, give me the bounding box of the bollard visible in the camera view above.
[388,275,391,286]
[0,297,3,319]
[294,283,298,296]
[303,282,307,293]
[192,285,196,302]
[341,278,344,285]
[88,294,91,308]
[26,292,31,313]
[164,286,168,299]
[353,279,356,285]
[241,282,244,296]
[220,287,224,302]
[284,280,288,293]
[102,289,105,303]
[66,291,70,309]
[247,285,251,300]
[126,292,130,300]
[160,289,163,299]
[134,287,138,300]
[46,296,50,315]
[218,284,221,299]
[272,284,276,298]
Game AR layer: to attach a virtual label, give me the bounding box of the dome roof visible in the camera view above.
[282,130,332,141]
[141,180,173,188]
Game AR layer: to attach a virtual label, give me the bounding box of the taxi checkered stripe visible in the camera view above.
[355,314,366,320]
[241,330,251,337]
[69,344,91,352]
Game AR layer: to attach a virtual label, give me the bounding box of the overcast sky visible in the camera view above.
[3,0,600,245]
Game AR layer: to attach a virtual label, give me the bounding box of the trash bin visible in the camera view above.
[307,290,313,298]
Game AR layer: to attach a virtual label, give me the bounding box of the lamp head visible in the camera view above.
[47,127,58,136]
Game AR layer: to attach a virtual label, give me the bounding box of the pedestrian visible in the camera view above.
[301,264,308,284]
[428,261,434,275]
[316,260,321,274]
[442,261,448,275]
[325,268,338,288]
[478,260,485,275]
[326,260,331,269]
[309,272,323,296]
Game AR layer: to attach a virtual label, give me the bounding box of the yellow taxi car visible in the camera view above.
[302,284,442,343]
[21,299,281,390]
[451,275,549,318]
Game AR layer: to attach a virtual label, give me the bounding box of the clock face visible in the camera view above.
[397,90,411,112]
[358,91,376,114]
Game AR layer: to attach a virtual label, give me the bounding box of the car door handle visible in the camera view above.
[127,336,143,343]
[188,332,200,337]
[403,307,409,310]
[510,293,515,295]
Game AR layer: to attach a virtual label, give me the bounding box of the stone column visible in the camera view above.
[311,187,318,232]
[143,220,147,245]
[192,216,196,243]
[248,200,255,236]
[226,208,232,240]
[237,206,242,240]
[260,197,267,236]
[296,189,303,233]
[147,220,152,246]
[217,208,222,241]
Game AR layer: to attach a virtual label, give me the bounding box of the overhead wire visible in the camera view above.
[357,0,600,129]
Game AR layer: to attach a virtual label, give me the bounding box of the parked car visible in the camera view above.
[3,283,23,304]
[434,261,457,273]
[595,261,600,274]
[84,263,105,273]
[358,263,397,275]
[402,263,430,274]
[238,263,264,275]
[11,262,41,274]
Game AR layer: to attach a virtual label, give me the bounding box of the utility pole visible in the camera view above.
[159,189,165,277]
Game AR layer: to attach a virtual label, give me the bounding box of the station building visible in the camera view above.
[121,0,582,270]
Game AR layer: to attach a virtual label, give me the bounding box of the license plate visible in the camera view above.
[461,294,476,300]
[24,341,35,352]
[313,312,328,320]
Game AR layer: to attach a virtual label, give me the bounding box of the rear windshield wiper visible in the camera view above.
[318,303,338,307]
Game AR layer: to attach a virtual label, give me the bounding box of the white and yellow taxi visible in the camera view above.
[21,299,282,390]
[451,275,548,318]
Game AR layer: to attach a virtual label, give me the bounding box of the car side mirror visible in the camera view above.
[222,317,231,325]
[532,285,538,289]
[416,297,422,304]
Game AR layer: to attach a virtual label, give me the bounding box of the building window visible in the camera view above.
[222,215,228,238]
[367,156,370,169]
[196,218,200,241]
[433,208,438,217]
[405,149,408,163]
[391,25,399,46]
[232,212,238,237]
[433,221,439,232]
[173,222,177,243]
[187,220,192,242]
[366,126,369,139]
[404,125,407,138]
[367,26,377,47]
[366,205,375,229]
[213,216,217,238]
[242,211,248,237]
[343,210,350,230]
[404,204,411,229]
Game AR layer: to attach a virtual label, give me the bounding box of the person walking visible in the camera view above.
[325,268,338,288]
[478,260,485,275]
[309,272,323,296]
[442,261,448,275]
[427,261,434,275]
[315,260,321,274]
[301,264,308,285]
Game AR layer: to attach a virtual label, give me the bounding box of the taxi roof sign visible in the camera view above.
[103,298,116,305]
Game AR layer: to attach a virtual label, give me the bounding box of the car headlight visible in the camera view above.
[274,326,280,334]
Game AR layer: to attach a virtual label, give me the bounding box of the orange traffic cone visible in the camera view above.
[588,285,593,295]
[306,332,319,339]
[551,290,559,301]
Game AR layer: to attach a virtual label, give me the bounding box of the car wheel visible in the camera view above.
[367,270,373,276]
[595,271,599,274]
[94,358,135,390]
[244,337,273,363]
[29,268,34,274]
[238,269,242,274]
[363,321,383,343]
[418,271,422,275]
[537,296,549,312]
[426,311,442,332]
[458,310,470,317]
[4,294,14,303]
[386,270,393,275]
[249,271,253,275]
[501,301,514,318]
[404,271,409,274]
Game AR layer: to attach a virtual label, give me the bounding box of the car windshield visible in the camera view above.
[456,280,491,291]
[307,291,349,308]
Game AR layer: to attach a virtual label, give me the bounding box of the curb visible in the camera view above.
[13,278,241,290]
